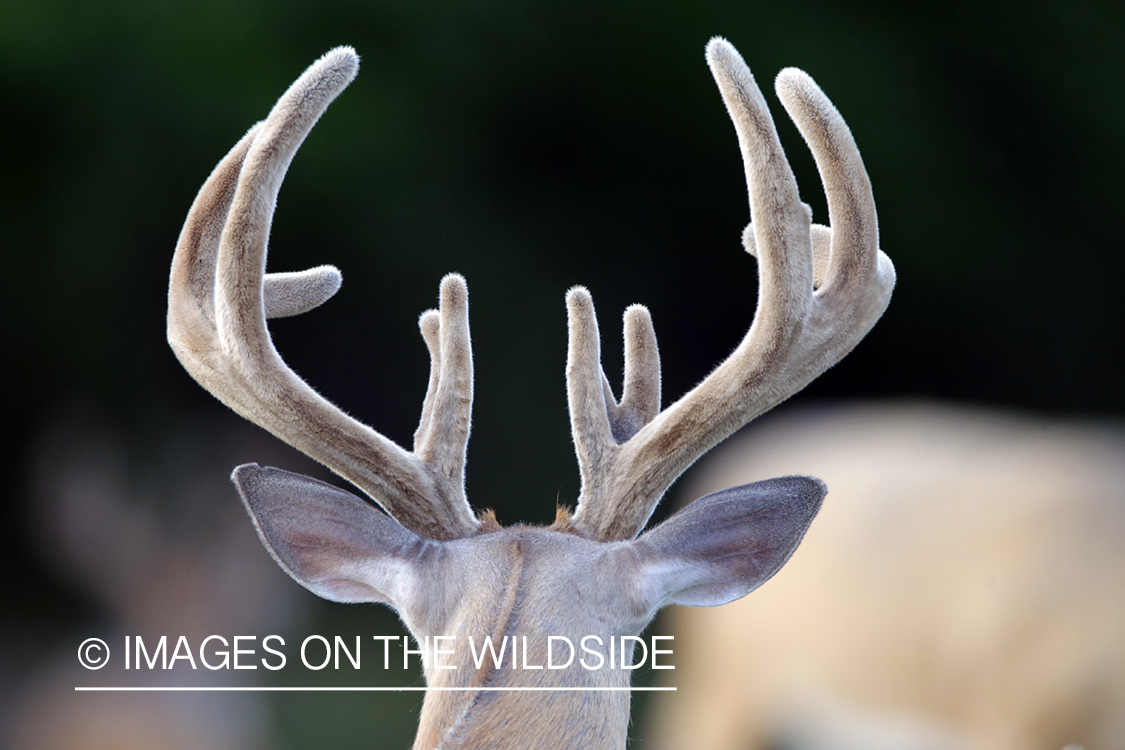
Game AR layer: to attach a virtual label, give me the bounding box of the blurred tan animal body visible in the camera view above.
[645,401,1125,750]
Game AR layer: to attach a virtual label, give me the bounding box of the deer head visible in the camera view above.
[167,37,894,750]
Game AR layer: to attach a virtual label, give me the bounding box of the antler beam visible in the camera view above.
[567,37,895,542]
[167,48,479,541]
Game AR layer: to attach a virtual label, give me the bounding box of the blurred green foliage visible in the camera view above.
[3,0,1123,746]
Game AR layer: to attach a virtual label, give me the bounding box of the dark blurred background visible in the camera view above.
[2,0,1122,747]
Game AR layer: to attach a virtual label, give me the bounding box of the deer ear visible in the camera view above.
[636,476,825,608]
[232,464,423,606]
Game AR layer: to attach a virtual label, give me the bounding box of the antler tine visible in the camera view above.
[566,290,661,485]
[773,67,895,317]
[412,273,474,490]
[568,37,894,542]
[168,47,480,541]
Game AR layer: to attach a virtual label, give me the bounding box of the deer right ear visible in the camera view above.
[635,476,826,609]
[232,464,424,606]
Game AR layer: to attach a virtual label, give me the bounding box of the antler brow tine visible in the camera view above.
[567,37,895,542]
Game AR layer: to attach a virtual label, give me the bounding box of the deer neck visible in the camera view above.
[409,528,637,750]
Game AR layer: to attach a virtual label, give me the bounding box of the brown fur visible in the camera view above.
[548,506,581,535]
[475,508,504,534]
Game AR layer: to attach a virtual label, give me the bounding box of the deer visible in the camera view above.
[166,37,894,750]
[642,400,1125,750]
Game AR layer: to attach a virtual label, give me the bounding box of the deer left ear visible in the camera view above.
[634,476,825,609]
[232,464,425,606]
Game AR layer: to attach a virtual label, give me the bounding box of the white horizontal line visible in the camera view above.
[75,686,675,692]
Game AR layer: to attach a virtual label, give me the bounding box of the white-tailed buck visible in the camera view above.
[167,38,894,749]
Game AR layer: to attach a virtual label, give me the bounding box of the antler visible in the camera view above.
[567,37,895,542]
[167,47,479,541]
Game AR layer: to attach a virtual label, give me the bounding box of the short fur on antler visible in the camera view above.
[168,47,479,541]
[567,39,894,542]
[168,37,892,750]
